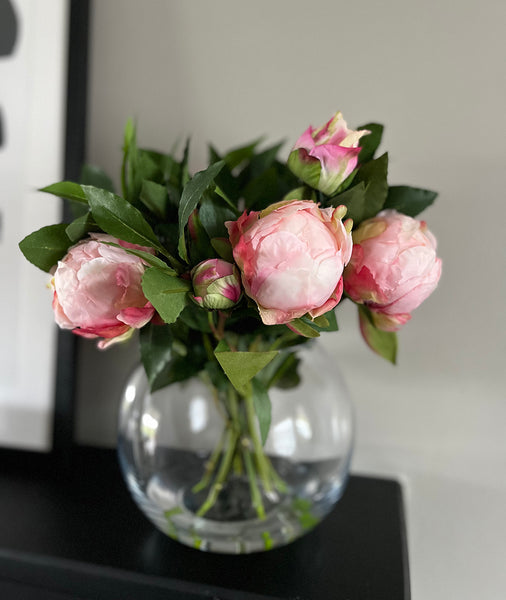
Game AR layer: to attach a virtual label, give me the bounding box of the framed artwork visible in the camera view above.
[0,0,89,452]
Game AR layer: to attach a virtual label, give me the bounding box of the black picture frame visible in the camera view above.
[0,0,90,463]
[51,0,91,463]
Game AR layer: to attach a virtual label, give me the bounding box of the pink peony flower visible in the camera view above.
[343,210,442,331]
[51,234,155,348]
[191,259,242,310]
[288,112,370,196]
[226,200,353,325]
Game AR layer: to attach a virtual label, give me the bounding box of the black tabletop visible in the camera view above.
[0,446,409,600]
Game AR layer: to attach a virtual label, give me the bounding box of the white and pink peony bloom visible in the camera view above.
[288,112,370,196]
[192,259,242,310]
[343,210,442,331]
[226,200,353,325]
[51,234,155,348]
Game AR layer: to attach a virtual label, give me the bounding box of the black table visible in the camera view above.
[0,446,409,599]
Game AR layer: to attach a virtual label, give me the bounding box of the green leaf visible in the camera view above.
[358,305,397,364]
[40,181,87,204]
[19,224,71,272]
[102,243,175,272]
[199,196,236,239]
[83,185,163,251]
[384,185,438,217]
[263,351,301,390]
[357,123,384,163]
[287,318,320,338]
[179,304,212,333]
[214,186,241,214]
[142,268,190,324]
[329,182,366,222]
[223,138,262,169]
[121,118,138,202]
[140,324,174,390]
[181,138,191,186]
[242,167,278,209]
[299,311,339,334]
[249,142,283,177]
[140,180,168,219]
[210,238,234,262]
[282,186,317,202]
[353,152,389,223]
[80,164,115,192]
[65,212,99,242]
[140,324,205,392]
[251,379,271,445]
[214,349,278,396]
[178,160,225,261]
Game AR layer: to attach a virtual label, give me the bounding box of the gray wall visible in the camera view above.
[75,2,505,597]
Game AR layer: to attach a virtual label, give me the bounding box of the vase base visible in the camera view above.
[120,447,349,554]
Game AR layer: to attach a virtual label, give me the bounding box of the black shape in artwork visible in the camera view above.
[1,0,19,150]
[0,0,18,56]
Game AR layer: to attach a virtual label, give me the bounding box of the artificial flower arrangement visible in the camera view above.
[19,112,441,546]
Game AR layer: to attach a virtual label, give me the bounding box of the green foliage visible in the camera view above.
[251,379,271,445]
[178,303,212,333]
[140,323,207,391]
[103,243,174,271]
[357,123,384,163]
[40,181,87,204]
[80,164,115,192]
[19,224,72,272]
[301,309,338,333]
[287,318,320,338]
[329,182,366,220]
[384,185,438,217]
[140,180,168,220]
[83,185,169,257]
[348,153,389,225]
[141,268,190,324]
[199,195,236,239]
[65,212,99,242]
[214,348,278,396]
[358,305,397,364]
[261,351,301,390]
[177,161,225,261]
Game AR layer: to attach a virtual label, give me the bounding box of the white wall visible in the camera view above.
[76,1,506,598]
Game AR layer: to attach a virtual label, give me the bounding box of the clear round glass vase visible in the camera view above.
[117,343,354,554]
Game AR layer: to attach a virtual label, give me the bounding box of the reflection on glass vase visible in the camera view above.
[117,343,354,554]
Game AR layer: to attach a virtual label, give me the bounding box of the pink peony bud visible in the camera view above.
[288,112,370,196]
[51,234,155,348]
[226,200,353,325]
[343,210,442,331]
[191,259,242,310]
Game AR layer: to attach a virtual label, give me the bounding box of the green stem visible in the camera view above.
[208,312,220,340]
[196,426,239,518]
[241,444,266,520]
[202,333,214,362]
[267,460,289,494]
[192,425,228,493]
[244,395,273,494]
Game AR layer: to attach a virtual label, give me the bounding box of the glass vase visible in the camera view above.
[117,343,354,554]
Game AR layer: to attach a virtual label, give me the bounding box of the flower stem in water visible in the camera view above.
[196,426,239,518]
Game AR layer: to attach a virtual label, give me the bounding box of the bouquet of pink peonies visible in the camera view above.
[20,111,441,533]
